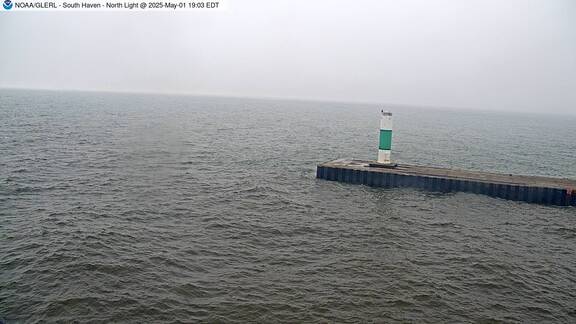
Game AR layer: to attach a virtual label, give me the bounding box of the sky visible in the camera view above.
[1,0,575,114]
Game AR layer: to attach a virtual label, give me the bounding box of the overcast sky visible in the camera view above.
[1,0,575,113]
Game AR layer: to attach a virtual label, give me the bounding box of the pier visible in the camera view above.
[316,159,576,206]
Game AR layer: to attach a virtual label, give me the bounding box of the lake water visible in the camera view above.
[1,90,575,323]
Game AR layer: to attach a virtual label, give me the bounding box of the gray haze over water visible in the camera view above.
[2,0,576,321]
[1,90,576,322]
[1,0,576,114]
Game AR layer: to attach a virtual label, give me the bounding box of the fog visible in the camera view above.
[1,0,575,114]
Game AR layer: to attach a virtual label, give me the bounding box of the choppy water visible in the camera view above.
[1,90,576,323]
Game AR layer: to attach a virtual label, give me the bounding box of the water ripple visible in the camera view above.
[1,90,575,323]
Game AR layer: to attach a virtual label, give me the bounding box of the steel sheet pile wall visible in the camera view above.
[316,165,576,206]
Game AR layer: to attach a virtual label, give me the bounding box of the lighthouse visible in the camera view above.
[378,110,393,164]
[317,110,576,206]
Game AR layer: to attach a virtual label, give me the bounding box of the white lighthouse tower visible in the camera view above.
[378,110,393,164]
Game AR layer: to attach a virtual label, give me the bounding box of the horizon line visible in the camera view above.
[1,86,573,117]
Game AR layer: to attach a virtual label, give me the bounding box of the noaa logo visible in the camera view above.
[3,0,13,10]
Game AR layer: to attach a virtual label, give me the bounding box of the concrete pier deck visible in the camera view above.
[316,159,576,206]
